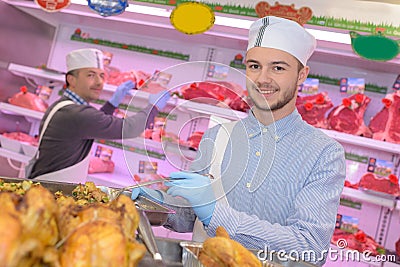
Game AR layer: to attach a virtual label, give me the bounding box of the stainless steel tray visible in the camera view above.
[0,177,175,226]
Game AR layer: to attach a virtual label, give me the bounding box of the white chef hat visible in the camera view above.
[66,48,104,72]
[247,16,316,66]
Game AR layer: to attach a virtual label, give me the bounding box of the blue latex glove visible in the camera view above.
[109,80,136,107]
[131,187,164,204]
[148,90,170,110]
[165,171,215,226]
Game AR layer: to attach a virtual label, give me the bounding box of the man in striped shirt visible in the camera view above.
[133,16,346,265]
[28,48,170,180]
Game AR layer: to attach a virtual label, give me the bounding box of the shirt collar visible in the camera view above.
[63,89,88,105]
[242,108,302,142]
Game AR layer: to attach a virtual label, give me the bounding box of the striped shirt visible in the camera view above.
[163,109,345,265]
[63,88,88,105]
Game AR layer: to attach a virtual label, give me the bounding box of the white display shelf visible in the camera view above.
[321,129,400,155]
[8,63,248,121]
[0,135,195,169]
[0,102,44,120]
[0,148,31,164]
[341,187,399,211]
[8,63,65,83]
[2,85,398,155]
[122,137,197,160]
[87,165,133,188]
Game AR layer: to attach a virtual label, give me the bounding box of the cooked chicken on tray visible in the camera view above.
[199,226,262,267]
[0,179,146,267]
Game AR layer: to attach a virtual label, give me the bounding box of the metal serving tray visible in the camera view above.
[0,177,175,226]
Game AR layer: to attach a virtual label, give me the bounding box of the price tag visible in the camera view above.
[94,145,113,161]
[206,64,229,80]
[367,157,394,178]
[298,78,319,94]
[339,78,365,94]
[336,214,359,233]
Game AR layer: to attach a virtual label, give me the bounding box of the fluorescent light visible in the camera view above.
[125,4,170,17]
[69,0,351,44]
[214,16,253,29]
[306,28,351,45]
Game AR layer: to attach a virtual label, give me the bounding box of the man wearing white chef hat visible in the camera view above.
[132,16,346,266]
[27,48,170,182]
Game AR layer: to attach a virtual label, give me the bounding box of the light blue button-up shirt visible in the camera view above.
[162,109,345,265]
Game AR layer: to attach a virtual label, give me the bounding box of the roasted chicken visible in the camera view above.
[199,226,262,267]
[59,220,145,267]
[0,185,59,267]
[0,180,146,267]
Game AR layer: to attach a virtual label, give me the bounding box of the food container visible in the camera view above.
[181,242,203,267]
[0,135,22,153]
[180,241,318,267]
[0,177,175,226]
[135,196,175,226]
[21,143,38,157]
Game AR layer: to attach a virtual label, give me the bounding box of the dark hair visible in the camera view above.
[65,69,79,88]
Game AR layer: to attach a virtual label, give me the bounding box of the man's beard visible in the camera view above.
[250,81,298,112]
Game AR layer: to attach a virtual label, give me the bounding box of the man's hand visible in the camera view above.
[109,80,136,107]
[148,90,170,110]
[166,171,216,226]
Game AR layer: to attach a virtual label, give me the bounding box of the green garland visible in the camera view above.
[71,34,190,61]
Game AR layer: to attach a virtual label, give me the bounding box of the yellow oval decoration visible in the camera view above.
[170,2,215,35]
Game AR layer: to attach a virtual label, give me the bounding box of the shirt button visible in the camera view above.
[263,128,268,133]
[249,133,254,137]
[246,182,251,188]
[255,151,261,156]
[275,136,279,141]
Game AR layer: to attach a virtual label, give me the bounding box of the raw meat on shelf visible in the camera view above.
[162,132,187,145]
[88,157,115,174]
[369,91,400,144]
[138,79,168,94]
[142,127,203,150]
[295,92,333,128]
[8,86,48,112]
[344,180,359,189]
[358,172,399,196]
[102,50,151,87]
[332,229,385,256]
[141,128,187,146]
[2,132,38,146]
[106,69,151,87]
[327,93,372,137]
[396,237,400,256]
[180,81,250,112]
[187,131,204,150]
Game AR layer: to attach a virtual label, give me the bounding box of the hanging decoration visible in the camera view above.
[255,2,312,25]
[88,0,128,17]
[170,2,215,35]
[350,31,400,61]
[34,0,70,12]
